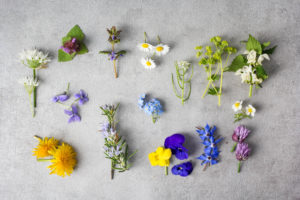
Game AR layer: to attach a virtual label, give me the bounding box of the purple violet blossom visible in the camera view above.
[232,125,251,143]
[64,105,81,123]
[52,94,69,102]
[60,38,80,54]
[74,90,89,105]
[164,134,188,160]
[171,161,193,177]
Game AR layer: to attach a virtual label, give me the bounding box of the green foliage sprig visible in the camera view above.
[99,104,136,179]
[195,36,236,106]
[171,61,194,105]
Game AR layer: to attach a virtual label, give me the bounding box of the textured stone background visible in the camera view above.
[0,0,299,199]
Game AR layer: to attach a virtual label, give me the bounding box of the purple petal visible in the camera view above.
[73,114,81,122]
[64,109,73,116]
[164,133,185,149]
[52,96,59,102]
[58,94,69,102]
[74,93,81,99]
[71,105,78,114]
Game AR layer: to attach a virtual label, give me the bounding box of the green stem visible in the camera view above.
[144,32,147,43]
[33,69,37,108]
[231,143,237,152]
[66,82,70,94]
[237,161,241,173]
[181,71,185,105]
[218,68,224,107]
[37,158,53,162]
[28,93,34,117]
[165,166,168,175]
[249,84,253,97]
[111,160,115,180]
[152,115,157,123]
[202,80,212,98]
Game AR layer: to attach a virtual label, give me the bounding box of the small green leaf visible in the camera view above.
[99,51,111,54]
[262,45,277,55]
[255,65,268,80]
[62,36,72,45]
[58,49,75,62]
[246,34,262,54]
[77,43,88,55]
[208,87,219,95]
[66,25,85,42]
[208,74,220,81]
[224,55,246,72]
[262,41,270,49]
[195,46,202,50]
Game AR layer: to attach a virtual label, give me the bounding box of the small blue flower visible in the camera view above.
[138,94,146,109]
[164,134,188,160]
[196,124,216,141]
[64,105,81,123]
[74,90,89,105]
[171,162,193,177]
[203,136,222,154]
[197,152,219,165]
[139,94,163,123]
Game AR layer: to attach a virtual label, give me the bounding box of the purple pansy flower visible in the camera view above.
[171,161,193,177]
[64,105,81,123]
[232,125,251,143]
[74,90,89,105]
[60,37,80,54]
[236,142,251,161]
[164,134,188,160]
[52,94,69,102]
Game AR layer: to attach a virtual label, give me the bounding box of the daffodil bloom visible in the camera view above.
[154,44,169,56]
[33,136,59,158]
[138,43,153,53]
[48,143,77,177]
[232,101,243,112]
[141,57,156,70]
[246,105,256,117]
[148,147,172,167]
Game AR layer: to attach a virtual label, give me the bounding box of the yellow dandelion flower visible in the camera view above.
[48,143,77,177]
[33,136,59,158]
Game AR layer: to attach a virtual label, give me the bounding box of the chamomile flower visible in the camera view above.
[246,105,256,117]
[141,57,156,70]
[232,101,243,112]
[154,44,169,56]
[138,43,153,53]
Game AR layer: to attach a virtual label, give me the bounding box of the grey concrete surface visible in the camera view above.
[0,0,300,199]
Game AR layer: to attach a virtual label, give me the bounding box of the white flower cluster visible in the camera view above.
[19,49,51,68]
[177,61,191,72]
[138,41,169,70]
[19,76,39,87]
[232,100,256,117]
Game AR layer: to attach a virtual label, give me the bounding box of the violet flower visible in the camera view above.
[52,94,69,102]
[64,105,81,123]
[61,38,80,54]
[236,142,251,173]
[171,161,193,177]
[231,125,251,152]
[74,90,89,105]
[164,134,188,160]
[109,51,117,61]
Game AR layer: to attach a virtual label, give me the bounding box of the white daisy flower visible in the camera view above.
[141,58,156,70]
[154,44,169,56]
[232,100,243,112]
[138,43,153,53]
[257,54,270,65]
[246,50,257,65]
[19,49,51,68]
[246,105,256,117]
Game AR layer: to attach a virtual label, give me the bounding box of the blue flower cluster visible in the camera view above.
[138,94,163,123]
[196,124,222,168]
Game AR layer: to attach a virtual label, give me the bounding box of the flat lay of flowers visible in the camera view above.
[19,49,51,117]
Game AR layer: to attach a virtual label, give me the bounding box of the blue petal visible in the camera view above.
[175,148,189,160]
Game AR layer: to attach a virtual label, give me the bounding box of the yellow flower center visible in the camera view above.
[248,108,252,113]
[142,43,149,48]
[156,46,164,52]
[234,103,240,108]
[146,61,152,66]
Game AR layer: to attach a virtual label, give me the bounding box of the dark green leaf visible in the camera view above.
[262,41,270,49]
[208,87,219,95]
[58,49,75,62]
[99,51,111,54]
[77,42,88,55]
[246,34,262,54]
[255,65,268,80]
[262,45,277,55]
[224,55,246,72]
[208,74,220,81]
[66,25,85,42]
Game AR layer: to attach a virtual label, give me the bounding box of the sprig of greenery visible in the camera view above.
[195,36,236,106]
[171,61,194,105]
[234,112,251,123]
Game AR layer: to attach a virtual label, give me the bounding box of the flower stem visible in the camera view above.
[231,143,237,152]
[28,93,34,117]
[33,69,37,108]
[37,158,53,162]
[202,80,212,98]
[218,68,224,107]
[203,163,209,171]
[181,70,185,105]
[237,161,241,173]
[112,43,118,78]
[249,84,253,98]
[111,160,115,180]
[165,166,168,175]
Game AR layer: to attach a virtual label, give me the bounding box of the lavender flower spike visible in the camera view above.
[64,105,81,123]
[236,142,251,173]
[74,90,89,105]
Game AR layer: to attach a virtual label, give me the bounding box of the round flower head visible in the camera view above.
[48,143,77,177]
[138,43,153,53]
[154,44,169,56]
[171,162,193,177]
[148,147,172,167]
[232,125,251,143]
[232,100,243,112]
[141,58,156,70]
[246,105,256,117]
[19,49,51,69]
[236,142,251,161]
[32,136,59,158]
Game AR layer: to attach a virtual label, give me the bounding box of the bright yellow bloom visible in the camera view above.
[48,143,76,177]
[33,137,59,158]
[148,147,172,167]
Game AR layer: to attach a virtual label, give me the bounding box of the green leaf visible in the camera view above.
[246,34,262,54]
[117,50,126,55]
[62,36,72,45]
[208,74,220,81]
[224,55,246,72]
[58,49,75,62]
[262,45,277,55]
[255,65,268,80]
[66,25,85,42]
[77,42,88,55]
[208,87,219,95]
[262,41,270,49]
[99,51,111,54]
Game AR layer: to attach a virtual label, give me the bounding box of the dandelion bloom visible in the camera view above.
[33,137,59,158]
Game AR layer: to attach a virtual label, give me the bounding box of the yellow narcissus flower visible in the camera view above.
[33,136,59,158]
[148,147,172,167]
[48,143,77,177]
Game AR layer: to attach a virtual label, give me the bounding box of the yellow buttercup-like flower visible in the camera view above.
[33,136,59,158]
[149,147,172,167]
[48,143,77,177]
